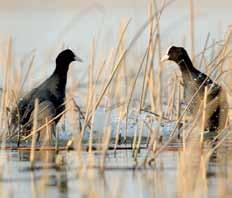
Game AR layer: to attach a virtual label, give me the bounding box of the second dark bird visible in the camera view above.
[161,46,228,135]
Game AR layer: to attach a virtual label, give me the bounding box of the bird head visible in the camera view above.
[56,49,82,66]
[161,46,188,64]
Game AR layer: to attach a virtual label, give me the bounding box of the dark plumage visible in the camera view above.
[162,46,228,133]
[11,49,82,142]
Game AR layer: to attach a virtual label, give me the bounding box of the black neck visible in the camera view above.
[177,56,199,79]
[52,63,69,88]
[54,62,69,75]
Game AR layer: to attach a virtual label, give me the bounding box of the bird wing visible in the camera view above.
[20,100,57,138]
[28,100,56,126]
[10,87,38,126]
[20,89,51,125]
[195,73,221,102]
[196,73,212,85]
[11,74,60,129]
[20,100,35,125]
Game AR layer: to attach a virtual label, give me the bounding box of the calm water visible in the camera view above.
[0,147,232,198]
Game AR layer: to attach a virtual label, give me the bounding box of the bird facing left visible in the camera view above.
[10,49,82,145]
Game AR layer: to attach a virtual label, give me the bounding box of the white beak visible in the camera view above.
[161,54,169,62]
[75,55,83,62]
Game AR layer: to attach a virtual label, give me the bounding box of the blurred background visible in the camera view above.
[0,0,231,80]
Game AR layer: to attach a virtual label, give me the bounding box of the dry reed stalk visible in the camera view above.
[140,43,151,110]
[139,36,157,113]
[110,55,128,145]
[205,126,230,161]
[0,38,12,140]
[124,47,149,142]
[132,122,138,157]
[140,114,162,167]
[117,20,128,99]
[11,52,35,117]
[140,0,169,114]
[199,33,210,72]
[55,117,59,152]
[98,49,114,92]
[153,0,163,114]
[94,59,107,91]
[184,104,207,145]
[177,136,208,197]
[194,155,208,197]
[182,114,187,151]
[67,98,80,150]
[96,21,129,142]
[30,98,39,168]
[100,120,111,171]
[111,60,122,118]
[43,117,52,147]
[9,99,68,141]
[167,75,177,120]
[7,99,70,141]
[45,118,50,145]
[210,128,232,197]
[176,79,182,138]
[163,75,173,118]
[112,19,131,67]
[207,31,232,73]
[200,87,208,145]
[163,84,171,118]
[149,92,201,160]
[87,38,95,110]
[89,20,129,122]
[87,97,96,168]
[152,114,162,152]
[87,39,95,153]
[113,107,123,153]
[146,0,156,112]
[22,106,70,141]
[210,39,216,61]
[75,41,97,171]
[76,93,93,153]
[142,130,156,166]
[84,0,174,129]
[147,50,156,112]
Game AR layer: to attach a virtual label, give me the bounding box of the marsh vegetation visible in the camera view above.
[0,0,232,197]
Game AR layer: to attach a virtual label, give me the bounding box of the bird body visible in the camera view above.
[11,49,81,142]
[18,72,66,126]
[162,46,227,133]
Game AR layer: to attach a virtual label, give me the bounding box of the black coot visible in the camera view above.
[162,46,227,134]
[11,49,82,143]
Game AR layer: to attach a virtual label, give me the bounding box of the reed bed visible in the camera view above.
[0,0,231,197]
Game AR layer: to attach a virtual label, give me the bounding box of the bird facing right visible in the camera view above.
[10,49,82,145]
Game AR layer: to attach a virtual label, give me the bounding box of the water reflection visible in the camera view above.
[0,147,231,197]
[18,150,69,197]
